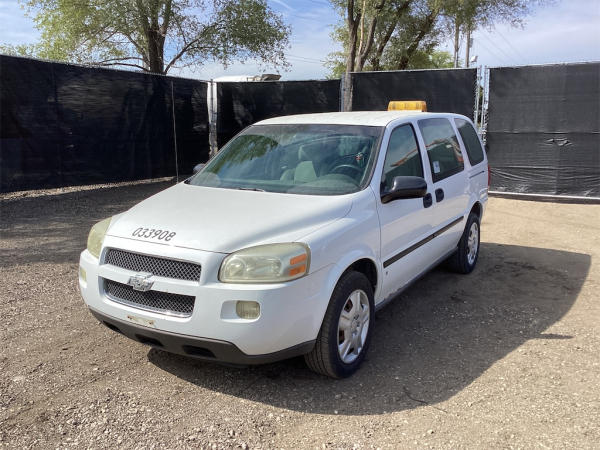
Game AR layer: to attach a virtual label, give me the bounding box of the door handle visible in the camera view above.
[435,188,444,202]
[423,193,432,208]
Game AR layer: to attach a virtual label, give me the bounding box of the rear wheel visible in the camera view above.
[304,271,374,378]
[447,213,480,274]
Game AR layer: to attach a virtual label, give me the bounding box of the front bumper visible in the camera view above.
[89,307,315,365]
[79,235,333,359]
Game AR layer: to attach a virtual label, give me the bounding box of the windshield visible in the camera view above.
[188,124,384,195]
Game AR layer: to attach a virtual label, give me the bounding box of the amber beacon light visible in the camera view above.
[388,100,427,112]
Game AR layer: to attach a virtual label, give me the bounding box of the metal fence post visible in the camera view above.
[207,80,219,157]
[474,66,481,127]
[478,66,490,145]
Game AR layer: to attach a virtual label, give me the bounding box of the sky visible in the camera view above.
[0,0,599,80]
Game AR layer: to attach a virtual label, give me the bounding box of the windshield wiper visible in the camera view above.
[236,187,266,192]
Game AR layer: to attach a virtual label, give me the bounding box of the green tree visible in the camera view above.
[372,0,443,70]
[325,44,453,78]
[0,43,37,56]
[326,0,446,79]
[386,49,455,70]
[329,0,546,79]
[329,0,444,76]
[12,0,290,74]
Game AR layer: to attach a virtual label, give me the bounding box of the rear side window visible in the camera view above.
[418,118,464,182]
[455,118,485,165]
[381,124,423,192]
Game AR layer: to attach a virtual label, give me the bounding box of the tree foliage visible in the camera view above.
[13,0,291,74]
[329,0,545,77]
[326,47,453,78]
[328,0,445,76]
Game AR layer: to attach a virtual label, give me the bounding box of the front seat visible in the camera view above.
[294,160,317,183]
[280,146,319,183]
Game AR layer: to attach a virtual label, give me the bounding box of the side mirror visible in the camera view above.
[381,176,428,204]
[193,163,206,174]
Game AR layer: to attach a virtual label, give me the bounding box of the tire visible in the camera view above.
[304,271,374,378]
[447,212,480,274]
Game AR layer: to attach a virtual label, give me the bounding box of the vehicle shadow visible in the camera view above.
[148,242,590,416]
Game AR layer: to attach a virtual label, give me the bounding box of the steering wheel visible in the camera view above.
[331,164,363,178]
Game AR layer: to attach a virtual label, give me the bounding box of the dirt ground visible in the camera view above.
[1,181,599,449]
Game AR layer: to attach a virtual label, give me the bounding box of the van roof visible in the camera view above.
[255,111,464,127]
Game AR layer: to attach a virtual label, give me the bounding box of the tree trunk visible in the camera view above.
[147,28,165,73]
[345,0,359,74]
[370,20,397,71]
[342,72,353,111]
[398,11,438,70]
[136,0,169,74]
[453,19,460,68]
[343,23,358,110]
[367,0,409,71]
[355,16,379,71]
[354,0,389,71]
[343,0,360,111]
[371,55,381,72]
[465,26,471,68]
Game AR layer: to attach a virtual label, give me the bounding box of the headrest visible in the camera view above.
[299,138,340,161]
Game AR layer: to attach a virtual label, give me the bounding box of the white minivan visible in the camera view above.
[79,108,488,378]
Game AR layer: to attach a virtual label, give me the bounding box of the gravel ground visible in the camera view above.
[1,181,599,449]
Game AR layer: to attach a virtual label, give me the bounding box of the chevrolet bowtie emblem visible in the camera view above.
[128,272,154,292]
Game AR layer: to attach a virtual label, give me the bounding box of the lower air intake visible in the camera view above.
[104,279,195,317]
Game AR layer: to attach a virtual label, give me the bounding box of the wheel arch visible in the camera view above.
[470,201,482,219]
[305,256,379,377]
[340,258,378,294]
[321,251,381,310]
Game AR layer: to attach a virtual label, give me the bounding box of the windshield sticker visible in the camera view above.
[433,161,441,173]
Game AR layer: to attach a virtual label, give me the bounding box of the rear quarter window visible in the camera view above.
[455,118,485,166]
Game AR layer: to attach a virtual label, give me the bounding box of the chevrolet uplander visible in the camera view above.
[79,105,488,378]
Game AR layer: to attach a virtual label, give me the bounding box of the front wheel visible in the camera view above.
[304,271,374,378]
[447,212,480,274]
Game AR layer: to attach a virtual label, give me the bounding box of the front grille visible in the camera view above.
[105,249,201,281]
[104,279,195,317]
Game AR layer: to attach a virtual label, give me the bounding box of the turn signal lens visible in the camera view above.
[290,253,307,265]
[289,264,306,277]
[79,266,87,282]
[236,301,261,320]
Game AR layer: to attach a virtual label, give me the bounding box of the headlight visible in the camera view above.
[87,217,112,258]
[219,243,310,283]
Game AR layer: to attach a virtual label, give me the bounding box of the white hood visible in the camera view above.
[107,182,353,253]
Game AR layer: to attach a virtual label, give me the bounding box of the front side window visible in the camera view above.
[188,124,384,195]
[455,118,485,165]
[418,118,464,182]
[381,124,423,192]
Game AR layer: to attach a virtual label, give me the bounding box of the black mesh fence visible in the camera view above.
[216,80,340,147]
[0,55,209,192]
[486,63,600,198]
[350,68,477,117]
[3,55,598,199]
